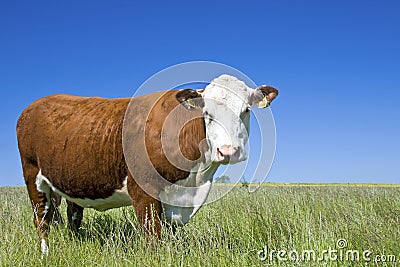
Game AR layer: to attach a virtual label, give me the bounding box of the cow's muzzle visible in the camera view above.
[216,145,242,163]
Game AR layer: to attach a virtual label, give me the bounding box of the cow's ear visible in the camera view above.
[176,89,204,110]
[252,85,279,108]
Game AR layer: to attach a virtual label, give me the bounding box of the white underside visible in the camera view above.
[159,158,218,226]
[35,170,131,212]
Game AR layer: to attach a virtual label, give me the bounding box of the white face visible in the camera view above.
[201,75,262,164]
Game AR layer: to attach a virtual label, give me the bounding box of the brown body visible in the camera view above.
[17,90,205,250]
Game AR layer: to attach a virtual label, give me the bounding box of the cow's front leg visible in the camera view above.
[129,183,162,239]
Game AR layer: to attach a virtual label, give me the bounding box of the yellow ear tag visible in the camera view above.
[186,98,196,108]
[258,96,269,108]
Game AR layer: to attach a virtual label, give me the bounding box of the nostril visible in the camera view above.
[217,148,224,158]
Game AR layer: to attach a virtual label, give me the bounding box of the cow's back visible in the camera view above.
[17,94,130,199]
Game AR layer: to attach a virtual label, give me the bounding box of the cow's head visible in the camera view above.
[176,74,278,164]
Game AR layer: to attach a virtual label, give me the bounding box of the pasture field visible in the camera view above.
[0,184,399,266]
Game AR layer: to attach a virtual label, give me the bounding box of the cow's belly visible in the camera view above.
[35,169,132,211]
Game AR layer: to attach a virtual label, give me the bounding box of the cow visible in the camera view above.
[16,74,278,254]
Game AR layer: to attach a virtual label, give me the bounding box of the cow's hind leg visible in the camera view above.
[66,200,84,232]
[23,163,56,255]
[50,191,64,226]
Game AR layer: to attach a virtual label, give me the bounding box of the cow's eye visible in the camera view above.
[207,116,214,124]
[203,112,213,124]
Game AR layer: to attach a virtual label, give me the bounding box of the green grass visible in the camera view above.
[0,185,399,266]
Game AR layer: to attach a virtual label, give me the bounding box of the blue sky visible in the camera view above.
[1,0,399,186]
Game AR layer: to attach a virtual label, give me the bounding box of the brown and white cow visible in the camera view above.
[16,74,278,254]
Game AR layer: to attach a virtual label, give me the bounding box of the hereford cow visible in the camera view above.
[16,74,278,254]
